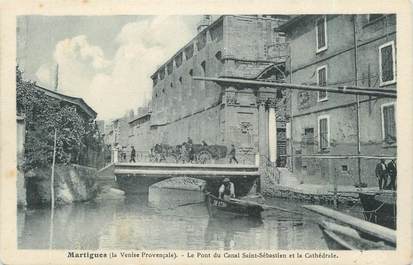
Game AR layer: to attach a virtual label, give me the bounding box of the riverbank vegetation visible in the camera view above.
[16,67,103,172]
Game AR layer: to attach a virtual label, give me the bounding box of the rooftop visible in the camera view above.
[34,85,97,119]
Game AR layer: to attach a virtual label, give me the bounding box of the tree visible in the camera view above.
[16,66,101,171]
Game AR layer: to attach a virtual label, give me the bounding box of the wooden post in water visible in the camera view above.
[333,167,338,208]
[49,128,57,250]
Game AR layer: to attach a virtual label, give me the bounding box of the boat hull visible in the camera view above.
[319,221,394,250]
[358,191,396,230]
[206,193,263,218]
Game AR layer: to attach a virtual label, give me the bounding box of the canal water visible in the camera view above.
[18,188,330,250]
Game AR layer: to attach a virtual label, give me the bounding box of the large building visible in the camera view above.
[148,15,289,162]
[279,14,396,186]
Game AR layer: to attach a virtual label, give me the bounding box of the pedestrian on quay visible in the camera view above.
[375,159,388,190]
[387,159,397,190]
[228,144,238,164]
[130,146,136,163]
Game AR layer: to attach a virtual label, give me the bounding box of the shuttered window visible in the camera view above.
[382,103,396,143]
[318,116,329,150]
[317,65,328,101]
[316,16,327,52]
[379,41,396,86]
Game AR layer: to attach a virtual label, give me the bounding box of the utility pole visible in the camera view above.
[353,15,362,186]
[49,128,57,250]
[54,64,59,92]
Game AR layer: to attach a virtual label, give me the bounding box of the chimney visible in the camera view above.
[54,64,59,91]
[197,15,211,33]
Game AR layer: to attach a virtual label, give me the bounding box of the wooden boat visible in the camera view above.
[205,193,264,218]
[358,191,396,229]
[318,220,394,250]
[303,205,396,248]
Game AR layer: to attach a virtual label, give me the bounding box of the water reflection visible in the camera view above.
[18,187,327,250]
[204,217,263,250]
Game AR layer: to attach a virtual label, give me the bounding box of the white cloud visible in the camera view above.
[54,35,110,70]
[36,16,198,120]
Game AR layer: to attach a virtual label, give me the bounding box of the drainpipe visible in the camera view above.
[353,15,362,185]
[288,46,294,172]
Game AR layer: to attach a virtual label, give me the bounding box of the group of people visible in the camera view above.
[375,159,397,190]
[116,145,136,162]
[149,137,239,164]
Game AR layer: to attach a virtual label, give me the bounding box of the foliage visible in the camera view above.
[16,67,102,172]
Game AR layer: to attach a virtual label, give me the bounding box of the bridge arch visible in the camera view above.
[113,162,259,197]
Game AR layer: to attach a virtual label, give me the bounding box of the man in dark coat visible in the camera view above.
[375,159,388,190]
[187,137,194,163]
[130,146,136,162]
[387,159,397,190]
[228,144,238,164]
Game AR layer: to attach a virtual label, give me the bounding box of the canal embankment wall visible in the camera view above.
[25,164,98,207]
[261,167,377,205]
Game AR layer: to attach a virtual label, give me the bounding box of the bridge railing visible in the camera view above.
[112,148,256,165]
[112,149,152,163]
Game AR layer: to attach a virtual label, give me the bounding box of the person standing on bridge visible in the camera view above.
[218,178,235,200]
[228,144,238,164]
[187,137,195,163]
[130,146,136,163]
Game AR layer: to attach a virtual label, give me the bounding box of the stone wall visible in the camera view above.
[151,104,222,146]
[25,164,98,207]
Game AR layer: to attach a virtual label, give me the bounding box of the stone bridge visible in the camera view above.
[111,162,260,196]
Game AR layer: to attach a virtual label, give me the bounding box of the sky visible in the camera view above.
[17,15,204,121]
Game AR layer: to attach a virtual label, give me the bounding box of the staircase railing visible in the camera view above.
[259,154,281,185]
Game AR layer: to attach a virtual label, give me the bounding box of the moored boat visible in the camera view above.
[205,193,264,218]
[358,190,396,229]
[318,220,394,250]
[303,205,396,248]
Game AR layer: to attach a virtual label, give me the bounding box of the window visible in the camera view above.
[379,41,396,86]
[197,31,207,51]
[317,65,328,101]
[315,16,327,52]
[381,102,396,144]
[215,51,222,61]
[152,73,158,86]
[201,61,206,75]
[167,61,173,75]
[276,89,283,99]
[175,53,183,67]
[304,128,314,144]
[200,61,206,90]
[184,44,194,59]
[318,115,330,150]
[159,67,165,80]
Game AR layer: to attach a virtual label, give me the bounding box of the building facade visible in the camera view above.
[280,14,396,186]
[149,15,289,162]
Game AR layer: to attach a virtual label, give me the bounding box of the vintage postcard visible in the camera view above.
[1,0,412,264]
